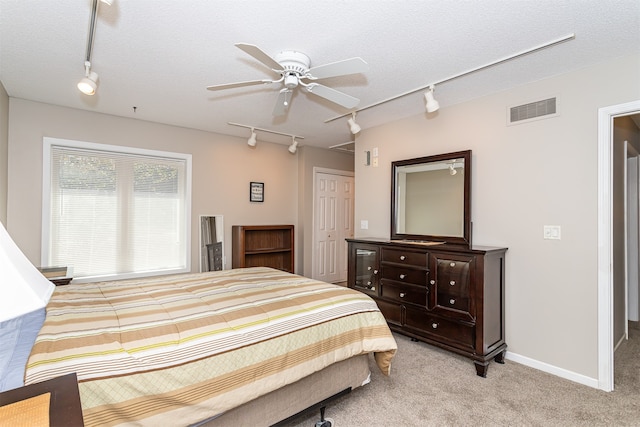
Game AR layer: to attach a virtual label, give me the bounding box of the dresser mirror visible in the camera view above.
[391,150,471,246]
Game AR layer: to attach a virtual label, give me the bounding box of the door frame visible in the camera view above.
[597,100,640,391]
[311,167,355,281]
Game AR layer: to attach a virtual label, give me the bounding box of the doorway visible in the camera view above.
[597,100,640,391]
[311,168,354,283]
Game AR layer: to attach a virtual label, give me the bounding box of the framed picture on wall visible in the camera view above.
[250,182,264,202]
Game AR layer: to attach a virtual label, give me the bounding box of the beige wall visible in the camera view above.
[7,99,303,273]
[297,146,354,276]
[354,54,640,380]
[0,83,8,225]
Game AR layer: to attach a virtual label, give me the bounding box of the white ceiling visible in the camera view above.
[1,0,639,150]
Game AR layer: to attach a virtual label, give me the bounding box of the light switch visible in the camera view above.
[543,225,561,240]
[360,220,369,230]
[373,147,379,157]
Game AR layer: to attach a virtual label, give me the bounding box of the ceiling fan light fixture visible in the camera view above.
[288,137,299,154]
[425,85,440,113]
[348,112,361,134]
[247,129,257,147]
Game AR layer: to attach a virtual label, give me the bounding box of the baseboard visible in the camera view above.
[505,351,599,389]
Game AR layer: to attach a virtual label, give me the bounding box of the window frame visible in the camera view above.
[42,137,192,283]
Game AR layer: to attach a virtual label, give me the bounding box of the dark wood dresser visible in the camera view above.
[347,238,507,376]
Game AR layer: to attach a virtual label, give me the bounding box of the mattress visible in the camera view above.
[25,267,397,426]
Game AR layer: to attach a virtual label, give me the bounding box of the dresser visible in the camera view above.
[348,238,507,376]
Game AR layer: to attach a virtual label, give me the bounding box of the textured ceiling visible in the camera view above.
[1,0,639,149]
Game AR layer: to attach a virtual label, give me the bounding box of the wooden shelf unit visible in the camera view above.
[232,225,294,273]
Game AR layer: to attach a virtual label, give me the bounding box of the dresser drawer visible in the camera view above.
[433,257,471,296]
[404,307,474,350]
[381,265,428,286]
[381,248,427,267]
[437,292,470,313]
[380,281,427,306]
[375,299,403,326]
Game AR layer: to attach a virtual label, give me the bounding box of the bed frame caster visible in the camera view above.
[314,406,334,427]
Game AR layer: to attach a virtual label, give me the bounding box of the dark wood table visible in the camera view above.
[0,373,84,426]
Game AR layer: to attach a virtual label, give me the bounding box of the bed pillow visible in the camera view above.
[0,308,46,392]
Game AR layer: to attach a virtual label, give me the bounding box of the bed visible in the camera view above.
[23,267,397,426]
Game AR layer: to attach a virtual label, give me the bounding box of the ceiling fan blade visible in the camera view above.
[235,43,284,72]
[206,79,272,91]
[307,57,368,79]
[272,89,292,116]
[305,83,360,109]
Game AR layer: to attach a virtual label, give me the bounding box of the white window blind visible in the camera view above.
[43,138,191,281]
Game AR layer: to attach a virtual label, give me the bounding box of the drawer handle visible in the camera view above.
[373,270,378,275]
[367,266,372,270]
[399,274,406,279]
[370,287,376,291]
[430,280,435,285]
[431,323,439,329]
[400,255,406,261]
[366,281,372,286]
[450,280,456,286]
[450,262,456,267]
[399,293,406,298]
[449,298,456,305]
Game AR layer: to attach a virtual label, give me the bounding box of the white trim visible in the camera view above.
[505,352,598,389]
[597,100,640,392]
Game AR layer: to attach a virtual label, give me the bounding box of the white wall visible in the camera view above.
[354,54,640,381]
[6,99,299,273]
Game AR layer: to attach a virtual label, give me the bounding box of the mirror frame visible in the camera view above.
[390,150,472,246]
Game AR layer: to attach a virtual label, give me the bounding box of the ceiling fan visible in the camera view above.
[206,43,368,116]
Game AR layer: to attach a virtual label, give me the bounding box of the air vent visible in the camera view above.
[508,97,558,125]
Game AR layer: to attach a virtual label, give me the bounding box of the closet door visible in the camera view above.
[314,171,354,283]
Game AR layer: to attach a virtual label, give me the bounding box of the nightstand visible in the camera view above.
[0,373,84,426]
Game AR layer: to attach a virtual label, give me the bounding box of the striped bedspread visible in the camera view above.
[25,267,397,426]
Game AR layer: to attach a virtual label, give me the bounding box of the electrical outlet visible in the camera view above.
[372,157,379,167]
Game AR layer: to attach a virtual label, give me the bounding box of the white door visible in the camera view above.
[313,171,354,283]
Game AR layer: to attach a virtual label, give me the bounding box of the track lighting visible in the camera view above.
[424,85,440,113]
[78,61,99,95]
[228,122,304,153]
[347,112,361,135]
[78,0,104,95]
[288,137,299,154]
[247,129,257,147]
[325,34,575,124]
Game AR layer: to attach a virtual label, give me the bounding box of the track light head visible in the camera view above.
[348,112,361,134]
[78,62,99,95]
[247,129,257,147]
[288,137,298,154]
[425,85,440,113]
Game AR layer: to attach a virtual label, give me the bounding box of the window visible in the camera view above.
[42,138,191,281]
